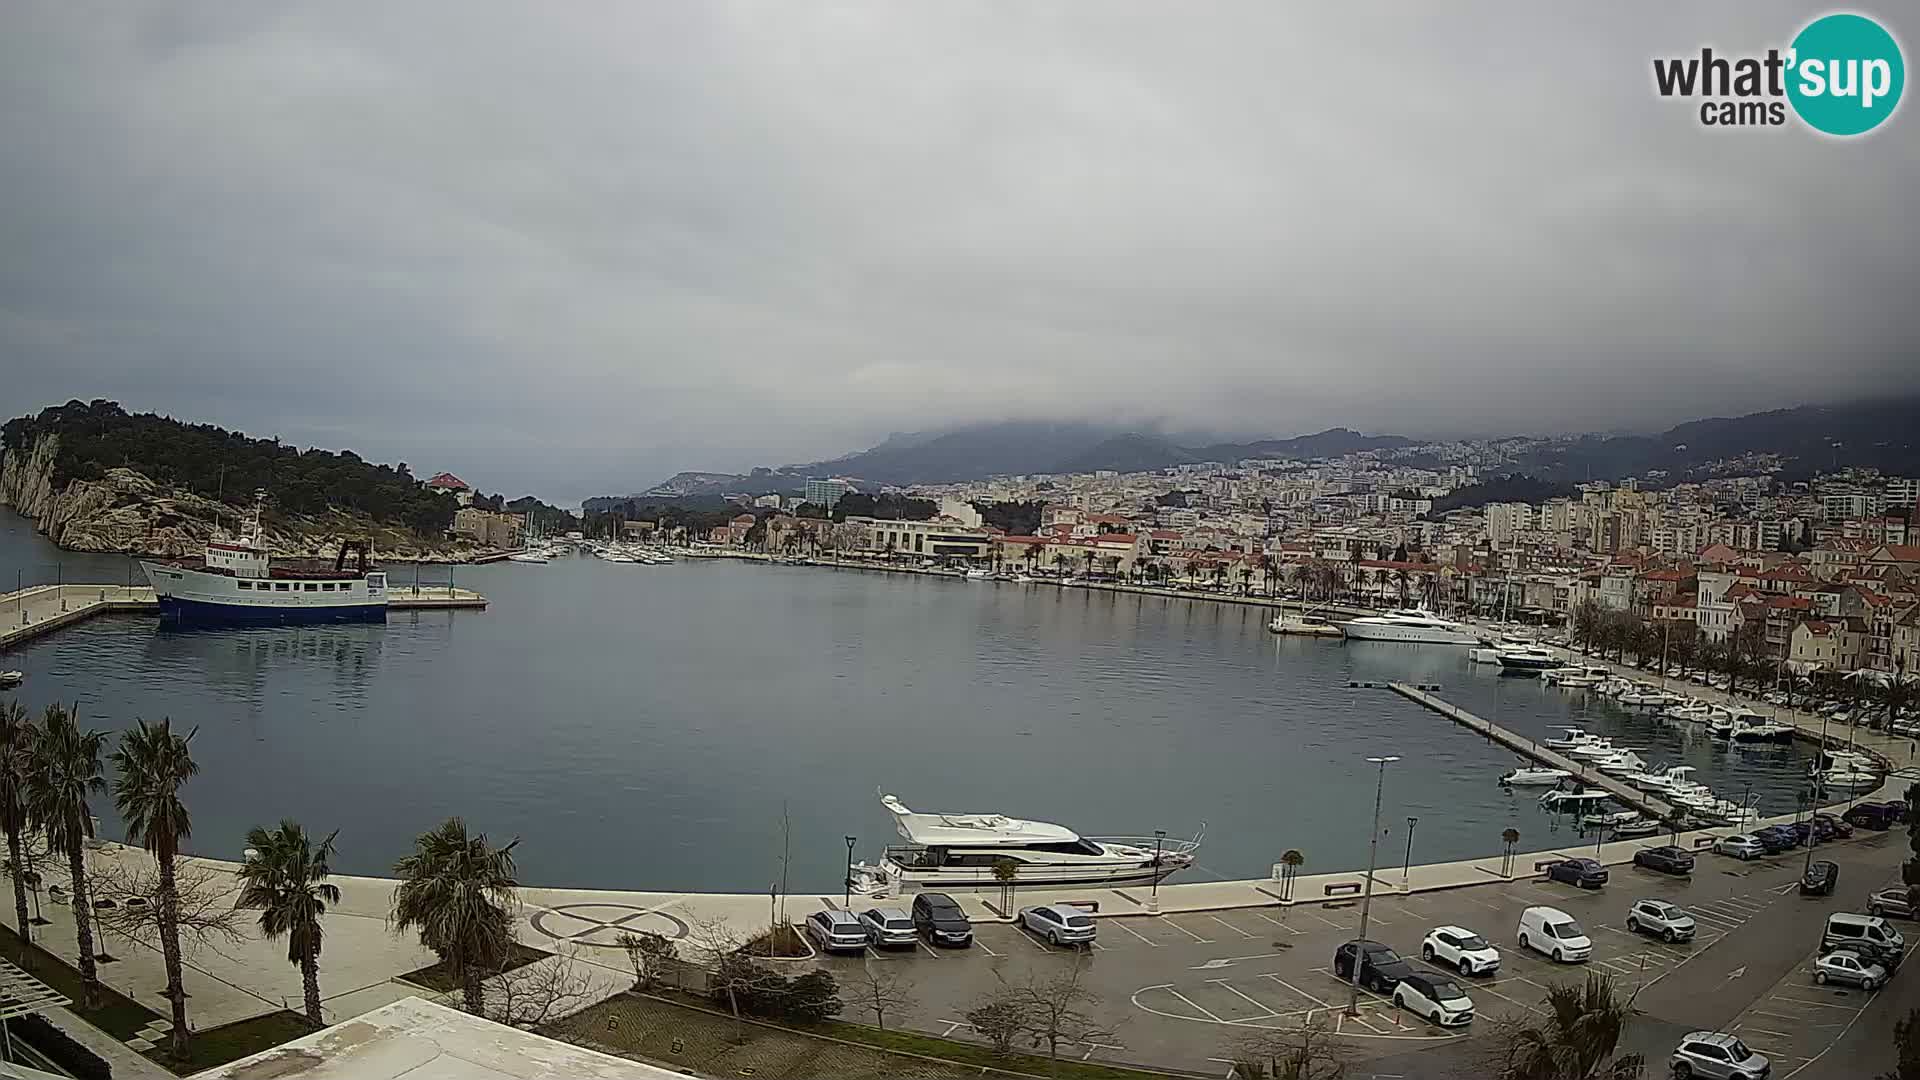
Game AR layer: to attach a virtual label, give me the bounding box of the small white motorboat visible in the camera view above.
[964,568,993,580]
[1610,819,1664,838]
[1500,765,1572,787]
[0,671,21,689]
[1594,751,1649,777]
[1544,727,1594,750]
[1818,768,1881,791]
[1580,809,1642,828]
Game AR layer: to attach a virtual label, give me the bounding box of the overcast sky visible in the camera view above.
[2,3,1914,502]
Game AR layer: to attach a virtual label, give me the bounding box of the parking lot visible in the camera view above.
[799,834,1905,1074]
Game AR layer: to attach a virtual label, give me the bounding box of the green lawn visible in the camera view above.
[817,1019,1171,1080]
[0,920,163,1040]
[400,941,551,992]
[144,1010,315,1074]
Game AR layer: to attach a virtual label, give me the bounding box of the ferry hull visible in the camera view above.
[157,596,386,624]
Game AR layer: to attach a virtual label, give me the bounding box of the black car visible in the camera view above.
[910,893,973,947]
[1844,802,1907,830]
[1545,858,1609,889]
[1800,860,1840,896]
[1813,812,1855,839]
[1333,939,1413,994]
[1631,846,1694,876]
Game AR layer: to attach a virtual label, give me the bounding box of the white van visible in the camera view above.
[1823,913,1905,966]
[1518,906,1592,963]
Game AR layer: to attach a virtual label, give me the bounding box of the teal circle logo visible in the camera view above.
[1787,13,1904,136]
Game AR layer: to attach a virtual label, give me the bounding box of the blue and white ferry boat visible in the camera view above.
[141,500,387,623]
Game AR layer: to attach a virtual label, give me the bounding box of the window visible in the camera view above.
[275,582,291,592]
[237,581,252,590]
[304,583,319,592]
[1064,915,1092,928]
[321,583,336,591]
[1690,1044,1728,1062]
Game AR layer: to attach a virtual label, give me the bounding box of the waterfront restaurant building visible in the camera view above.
[845,515,994,560]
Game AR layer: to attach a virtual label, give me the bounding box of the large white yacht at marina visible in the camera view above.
[848,794,1199,896]
[1337,607,1483,646]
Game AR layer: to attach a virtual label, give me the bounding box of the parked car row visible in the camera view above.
[803,894,1101,955]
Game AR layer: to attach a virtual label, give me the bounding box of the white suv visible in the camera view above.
[1421,925,1501,975]
[1671,1031,1770,1079]
[1625,899,1696,943]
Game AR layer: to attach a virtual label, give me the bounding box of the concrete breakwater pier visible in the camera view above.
[0,582,487,649]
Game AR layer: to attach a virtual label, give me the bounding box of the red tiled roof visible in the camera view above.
[1879,545,1920,561]
[1092,534,1139,546]
[998,535,1047,545]
[1149,530,1184,540]
[426,472,468,490]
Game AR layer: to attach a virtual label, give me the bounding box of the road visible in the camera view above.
[813,825,1913,1077]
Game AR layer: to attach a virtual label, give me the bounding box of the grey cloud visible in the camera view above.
[1,2,1914,500]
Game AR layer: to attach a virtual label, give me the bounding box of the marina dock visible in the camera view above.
[0,582,486,649]
[1388,680,1681,820]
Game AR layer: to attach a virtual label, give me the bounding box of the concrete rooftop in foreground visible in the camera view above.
[189,997,683,1080]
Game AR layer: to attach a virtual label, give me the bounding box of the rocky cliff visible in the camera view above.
[0,433,486,561]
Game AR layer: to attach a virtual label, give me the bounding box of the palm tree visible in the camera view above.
[390,817,520,1014]
[0,701,35,963]
[111,718,200,1058]
[1394,568,1412,606]
[1052,552,1073,577]
[236,820,341,1027]
[26,703,108,1010]
[1494,972,1642,1079]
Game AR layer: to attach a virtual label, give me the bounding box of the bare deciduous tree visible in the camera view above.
[91,856,245,960]
[850,959,917,1031]
[986,962,1122,1069]
[1228,1018,1349,1079]
[964,989,1024,1057]
[687,915,785,1042]
[615,929,677,992]
[485,948,595,1029]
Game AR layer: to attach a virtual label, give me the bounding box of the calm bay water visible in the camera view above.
[0,510,1816,893]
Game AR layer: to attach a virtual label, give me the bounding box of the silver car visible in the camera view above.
[803,909,871,953]
[1625,899,1696,943]
[1671,1031,1770,1079]
[1814,949,1887,989]
[1018,904,1096,946]
[854,907,917,949]
[1713,834,1765,860]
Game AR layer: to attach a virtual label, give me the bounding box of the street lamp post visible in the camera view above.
[1348,755,1399,1017]
[843,836,857,909]
[1401,817,1418,888]
[1149,829,1167,914]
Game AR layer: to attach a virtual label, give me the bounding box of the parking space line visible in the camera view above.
[1750,1009,1832,1024]
[1683,908,1745,929]
[1011,928,1051,952]
[1248,910,1306,935]
[1468,978,1546,1015]
[1208,914,1257,939]
[1165,918,1215,944]
[1736,1025,1795,1038]
[1305,911,1351,931]
[1109,920,1161,948]
[1771,995,1868,1011]
[974,939,999,957]
[1717,895,1769,911]
[1262,974,1332,1009]
[1164,987,1226,1022]
[1208,979,1282,1019]
[1457,893,1505,911]
[917,940,942,958]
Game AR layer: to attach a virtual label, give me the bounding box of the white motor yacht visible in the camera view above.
[1338,608,1483,646]
[1496,644,1563,672]
[1500,765,1572,786]
[1616,685,1670,707]
[1539,789,1612,812]
[1593,751,1649,777]
[1818,767,1881,790]
[1544,727,1595,750]
[506,550,549,564]
[1665,700,1714,723]
[1626,764,1696,794]
[1566,738,1631,760]
[964,568,993,580]
[1729,718,1795,744]
[848,794,1200,895]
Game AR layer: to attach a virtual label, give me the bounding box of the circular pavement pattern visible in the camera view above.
[529,903,691,948]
